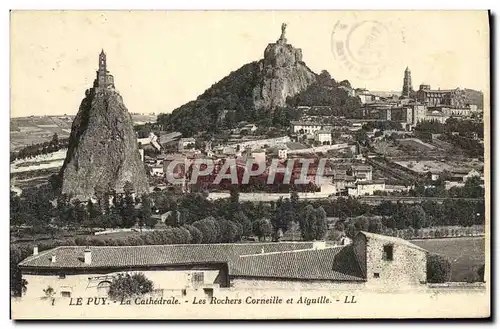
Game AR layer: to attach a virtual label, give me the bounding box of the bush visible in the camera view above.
[184,225,203,244]
[475,264,485,283]
[108,273,154,300]
[427,253,452,283]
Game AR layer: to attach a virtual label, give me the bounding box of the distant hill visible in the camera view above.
[286,71,361,116]
[10,114,156,151]
[464,89,484,109]
[158,26,318,137]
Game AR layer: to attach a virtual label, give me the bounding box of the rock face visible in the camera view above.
[60,56,149,200]
[252,24,317,111]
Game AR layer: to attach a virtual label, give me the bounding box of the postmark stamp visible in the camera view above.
[331,19,394,80]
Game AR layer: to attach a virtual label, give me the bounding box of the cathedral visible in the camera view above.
[402,67,466,108]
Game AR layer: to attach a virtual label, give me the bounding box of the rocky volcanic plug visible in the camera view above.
[59,50,149,200]
[253,23,317,110]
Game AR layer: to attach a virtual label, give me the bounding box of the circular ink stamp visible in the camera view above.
[331,18,397,80]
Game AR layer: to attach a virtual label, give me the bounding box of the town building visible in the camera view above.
[415,85,467,108]
[351,165,373,181]
[401,67,414,98]
[229,136,291,151]
[18,232,427,299]
[291,121,332,135]
[348,180,385,197]
[314,130,332,145]
[178,138,196,152]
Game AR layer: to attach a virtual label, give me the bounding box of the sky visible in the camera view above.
[10,10,489,118]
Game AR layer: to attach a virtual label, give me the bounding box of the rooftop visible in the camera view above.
[356,179,385,185]
[231,246,364,281]
[19,242,315,271]
[352,165,372,171]
[359,231,427,252]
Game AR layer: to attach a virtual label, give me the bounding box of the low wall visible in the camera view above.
[207,192,331,202]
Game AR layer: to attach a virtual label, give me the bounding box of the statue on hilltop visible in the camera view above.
[278,23,287,44]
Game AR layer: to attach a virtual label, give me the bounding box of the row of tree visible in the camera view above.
[11,181,484,244]
[11,133,68,161]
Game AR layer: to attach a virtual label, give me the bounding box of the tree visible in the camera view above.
[427,253,452,283]
[409,205,426,229]
[120,185,137,228]
[233,211,252,237]
[51,133,59,145]
[477,264,485,282]
[184,225,203,244]
[10,246,30,297]
[252,219,273,241]
[299,205,327,241]
[108,273,154,300]
[140,194,155,229]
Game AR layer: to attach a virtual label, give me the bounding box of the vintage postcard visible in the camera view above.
[9,10,490,319]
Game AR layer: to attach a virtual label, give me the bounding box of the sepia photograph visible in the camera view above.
[9,10,490,319]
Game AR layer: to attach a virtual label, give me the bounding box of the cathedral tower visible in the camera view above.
[401,67,413,98]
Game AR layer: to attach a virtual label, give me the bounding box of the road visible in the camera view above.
[356,195,484,205]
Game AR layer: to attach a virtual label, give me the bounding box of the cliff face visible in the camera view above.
[253,39,317,111]
[60,88,149,200]
[162,25,319,137]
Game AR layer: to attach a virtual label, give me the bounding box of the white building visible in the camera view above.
[348,180,385,196]
[178,138,196,152]
[351,165,373,181]
[17,232,427,300]
[314,130,332,145]
[278,147,288,160]
[291,121,332,135]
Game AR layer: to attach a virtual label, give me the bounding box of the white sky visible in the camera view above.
[10,10,489,117]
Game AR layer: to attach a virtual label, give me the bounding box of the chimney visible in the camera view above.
[84,248,92,265]
[51,255,56,263]
[33,246,38,256]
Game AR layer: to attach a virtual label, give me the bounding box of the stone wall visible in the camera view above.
[364,236,427,288]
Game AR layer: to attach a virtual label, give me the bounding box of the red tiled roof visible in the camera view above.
[230,246,365,281]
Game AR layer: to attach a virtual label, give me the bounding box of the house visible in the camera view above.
[290,121,332,135]
[348,180,385,196]
[18,242,315,299]
[178,138,196,152]
[314,130,332,145]
[277,146,288,160]
[150,165,164,177]
[351,165,373,181]
[18,232,428,298]
[427,171,440,181]
[450,168,481,183]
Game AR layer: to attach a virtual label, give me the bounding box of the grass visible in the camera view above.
[411,237,485,282]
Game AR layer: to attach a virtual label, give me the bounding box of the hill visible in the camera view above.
[464,89,484,109]
[158,24,318,137]
[286,70,361,116]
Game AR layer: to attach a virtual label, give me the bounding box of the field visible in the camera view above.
[10,114,156,151]
[411,237,485,282]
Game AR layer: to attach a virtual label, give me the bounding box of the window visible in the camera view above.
[96,281,111,296]
[61,291,71,298]
[383,245,394,261]
[192,272,205,284]
[373,273,380,278]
